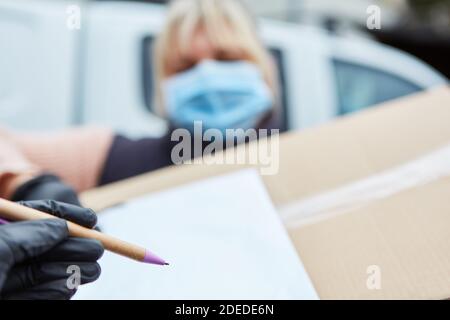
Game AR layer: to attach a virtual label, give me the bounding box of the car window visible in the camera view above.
[269,47,289,132]
[333,60,422,115]
[142,35,155,113]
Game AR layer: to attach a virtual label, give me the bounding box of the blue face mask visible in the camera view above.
[163,60,273,134]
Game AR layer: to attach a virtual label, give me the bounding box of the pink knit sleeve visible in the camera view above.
[0,129,40,198]
[7,127,115,192]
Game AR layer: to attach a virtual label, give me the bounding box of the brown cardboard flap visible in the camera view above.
[293,178,450,300]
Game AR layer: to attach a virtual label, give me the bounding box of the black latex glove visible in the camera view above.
[0,200,104,300]
[11,174,81,206]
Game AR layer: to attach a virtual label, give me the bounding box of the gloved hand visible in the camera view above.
[11,174,81,206]
[0,200,104,300]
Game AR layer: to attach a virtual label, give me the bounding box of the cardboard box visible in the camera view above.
[81,86,450,299]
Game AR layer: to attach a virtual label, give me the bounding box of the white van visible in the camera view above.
[0,0,447,137]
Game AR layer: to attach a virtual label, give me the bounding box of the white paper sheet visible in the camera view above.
[75,169,318,300]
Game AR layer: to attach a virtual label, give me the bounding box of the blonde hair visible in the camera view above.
[153,0,277,115]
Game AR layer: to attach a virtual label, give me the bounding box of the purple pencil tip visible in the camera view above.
[143,250,168,266]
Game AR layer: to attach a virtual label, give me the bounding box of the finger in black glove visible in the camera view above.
[11,174,81,206]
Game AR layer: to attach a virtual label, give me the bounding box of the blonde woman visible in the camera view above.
[0,0,281,198]
[153,0,279,125]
